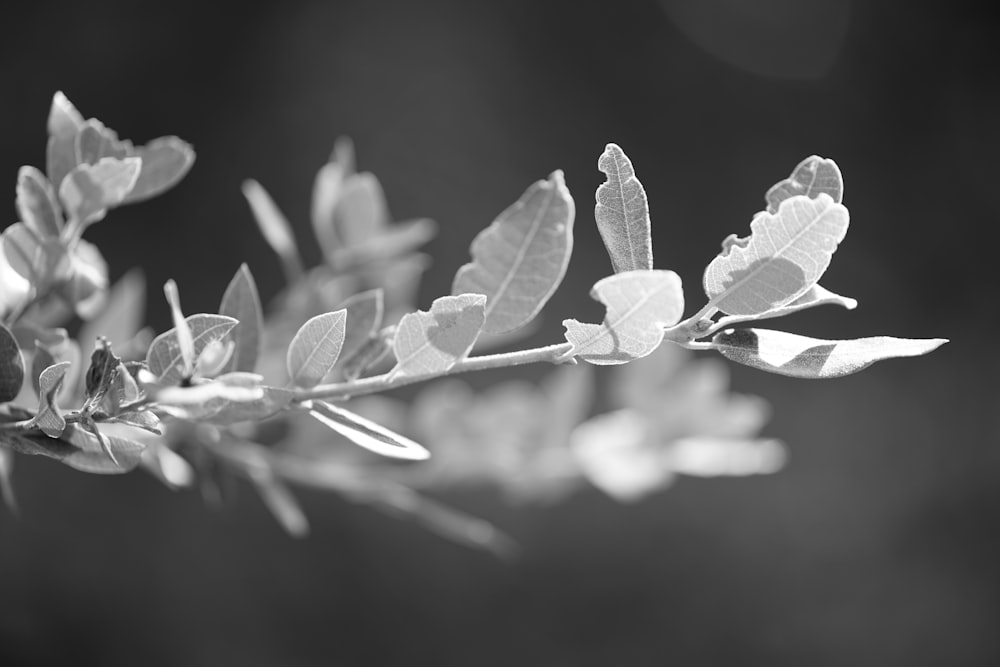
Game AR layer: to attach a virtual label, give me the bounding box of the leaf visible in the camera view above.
[308,399,430,460]
[766,155,843,213]
[703,194,849,316]
[563,270,684,365]
[2,222,70,285]
[242,179,303,282]
[329,218,437,268]
[0,323,25,403]
[339,326,394,381]
[595,144,653,273]
[77,268,146,359]
[59,157,142,224]
[710,328,948,379]
[665,437,786,477]
[75,120,131,165]
[739,283,857,323]
[389,294,486,379]
[16,166,63,238]
[29,361,71,437]
[146,315,238,384]
[219,264,263,374]
[311,163,347,261]
[124,136,196,203]
[46,92,86,192]
[452,170,575,335]
[334,289,384,371]
[335,173,389,247]
[286,310,348,388]
[248,467,309,538]
[204,384,294,425]
[3,425,145,474]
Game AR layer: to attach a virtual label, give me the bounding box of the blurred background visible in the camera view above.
[1,0,998,665]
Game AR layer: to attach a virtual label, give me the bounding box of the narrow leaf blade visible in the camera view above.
[219,264,263,373]
[242,179,302,282]
[766,155,843,213]
[703,194,849,316]
[595,144,653,273]
[390,294,486,379]
[309,400,430,460]
[286,310,348,388]
[711,328,948,379]
[452,170,575,334]
[563,270,684,365]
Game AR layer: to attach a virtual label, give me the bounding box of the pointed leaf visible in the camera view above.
[16,166,63,238]
[563,270,684,365]
[595,144,653,273]
[0,323,25,403]
[308,399,430,460]
[452,170,574,334]
[390,294,486,379]
[286,310,348,388]
[59,157,142,223]
[766,155,843,213]
[29,361,71,437]
[242,179,303,283]
[703,194,849,316]
[46,92,86,191]
[711,328,948,378]
[124,136,195,202]
[333,289,384,371]
[219,264,263,373]
[146,315,238,384]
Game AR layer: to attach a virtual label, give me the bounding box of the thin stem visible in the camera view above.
[293,342,574,402]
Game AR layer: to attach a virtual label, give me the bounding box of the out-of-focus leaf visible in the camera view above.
[3,425,145,474]
[333,289,384,371]
[29,361,71,437]
[146,315,238,385]
[0,447,16,514]
[452,170,575,335]
[219,264,263,374]
[539,362,595,447]
[766,155,843,213]
[204,384,293,425]
[141,441,193,489]
[665,437,786,477]
[703,194,849,316]
[563,270,684,365]
[330,218,437,269]
[105,409,161,434]
[312,165,347,261]
[286,310,347,388]
[2,222,70,285]
[595,144,653,273]
[75,120,130,165]
[334,173,389,247]
[308,399,431,460]
[124,136,195,202]
[389,294,486,379]
[242,179,303,283]
[711,328,948,378]
[77,268,145,360]
[46,91,86,192]
[0,323,25,403]
[16,166,63,238]
[339,325,394,381]
[59,157,141,224]
[58,239,110,320]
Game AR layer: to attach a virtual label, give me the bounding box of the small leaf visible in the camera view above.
[146,315,238,385]
[59,156,142,224]
[334,289,384,371]
[703,194,849,316]
[219,264,263,374]
[163,280,195,378]
[286,310,348,388]
[766,155,843,213]
[29,361,71,437]
[46,91,86,191]
[595,144,653,273]
[563,270,684,365]
[105,409,161,434]
[242,179,303,283]
[453,170,575,335]
[711,328,948,379]
[308,399,430,460]
[0,323,25,403]
[16,166,63,238]
[390,294,486,379]
[329,218,437,269]
[124,136,195,203]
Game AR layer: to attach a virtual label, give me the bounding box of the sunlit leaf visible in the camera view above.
[766,155,843,213]
[286,310,348,388]
[308,399,431,460]
[58,239,110,320]
[595,144,653,273]
[46,91,86,192]
[59,156,142,224]
[16,166,63,238]
[242,179,303,283]
[452,170,575,334]
[389,294,486,379]
[751,283,857,320]
[124,136,195,202]
[104,409,161,434]
[665,437,786,477]
[29,361,71,437]
[334,289,384,371]
[0,323,25,403]
[141,441,193,489]
[703,194,849,315]
[219,264,263,374]
[711,328,948,378]
[146,314,238,385]
[563,270,684,365]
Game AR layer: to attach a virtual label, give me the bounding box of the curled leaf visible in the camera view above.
[286,310,348,388]
[452,170,575,334]
[703,194,849,316]
[563,270,684,365]
[711,328,948,378]
[308,399,430,460]
[390,294,486,379]
[595,144,653,273]
[766,155,843,213]
[29,361,71,437]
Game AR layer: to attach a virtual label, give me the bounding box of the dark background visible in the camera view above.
[1,1,998,665]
